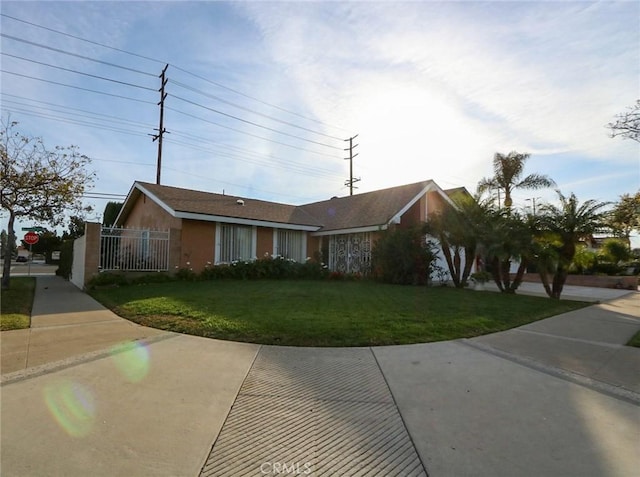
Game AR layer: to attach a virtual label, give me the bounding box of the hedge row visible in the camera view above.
[87,256,335,289]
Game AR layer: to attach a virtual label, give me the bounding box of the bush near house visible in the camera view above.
[371,226,437,285]
[56,240,73,279]
[87,254,331,289]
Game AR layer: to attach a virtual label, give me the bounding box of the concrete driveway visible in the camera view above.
[1,276,638,476]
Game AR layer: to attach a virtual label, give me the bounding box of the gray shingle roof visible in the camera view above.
[124,179,440,232]
[137,182,322,227]
[299,180,434,231]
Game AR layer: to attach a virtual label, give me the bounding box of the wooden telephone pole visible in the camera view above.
[344,135,360,195]
[151,64,169,185]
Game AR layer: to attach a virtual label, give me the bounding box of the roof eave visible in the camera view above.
[311,224,389,236]
[175,211,321,231]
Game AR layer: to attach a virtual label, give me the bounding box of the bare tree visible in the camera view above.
[1,117,94,289]
[607,100,640,142]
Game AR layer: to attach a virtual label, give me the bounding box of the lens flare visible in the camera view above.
[43,380,95,438]
[110,341,150,383]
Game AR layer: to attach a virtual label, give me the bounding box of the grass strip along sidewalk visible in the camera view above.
[0,277,36,331]
[90,280,590,347]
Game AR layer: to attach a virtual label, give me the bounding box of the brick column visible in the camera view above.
[83,222,101,287]
[169,227,182,273]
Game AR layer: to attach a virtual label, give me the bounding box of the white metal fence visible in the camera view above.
[100,227,170,271]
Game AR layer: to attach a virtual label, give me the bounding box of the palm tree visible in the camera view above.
[477,151,555,211]
[537,191,609,299]
[425,191,488,288]
[484,209,537,293]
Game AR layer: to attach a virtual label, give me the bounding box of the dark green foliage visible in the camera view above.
[197,256,329,281]
[102,202,123,227]
[87,255,330,287]
[64,215,86,240]
[599,238,631,264]
[372,226,437,285]
[591,262,624,275]
[87,272,130,288]
[24,229,62,263]
[56,240,73,279]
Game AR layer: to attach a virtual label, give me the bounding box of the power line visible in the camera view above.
[1,94,156,129]
[0,105,153,138]
[169,79,345,141]
[0,33,156,77]
[159,165,326,203]
[1,14,356,192]
[2,52,156,91]
[1,70,156,104]
[170,64,350,133]
[1,99,343,181]
[166,105,342,159]
[0,13,348,133]
[169,94,343,150]
[2,93,343,180]
[0,13,165,65]
[168,129,339,175]
[163,137,342,180]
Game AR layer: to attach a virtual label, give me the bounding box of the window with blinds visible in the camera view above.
[276,230,305,262]
[219,224,253,262]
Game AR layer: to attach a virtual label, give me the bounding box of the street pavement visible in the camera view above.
[1,276,638,476]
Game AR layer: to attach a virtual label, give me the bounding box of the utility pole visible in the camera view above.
[344,135,360,196]
[151,64,169,185]
[526,197,540,215]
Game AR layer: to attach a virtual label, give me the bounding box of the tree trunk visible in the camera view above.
[490,256,504,292]
[551,266,568,300]
[509,258,528,293]
[453,248,462,287]
[539,270,553,298]
[501,259,513,293]
[1,211,16,290]
[438,236,460,287]
[461,246,475,286]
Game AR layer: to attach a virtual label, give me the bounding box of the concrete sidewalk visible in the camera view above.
[1,276,639,476]
[1,275,169,375]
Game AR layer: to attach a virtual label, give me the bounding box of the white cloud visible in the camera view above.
[2,0,638,238]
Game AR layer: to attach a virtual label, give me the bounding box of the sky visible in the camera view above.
[1,1,639,244]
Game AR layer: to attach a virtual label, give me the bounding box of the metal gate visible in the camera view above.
[100,227,170,271]
[328,232,371,274]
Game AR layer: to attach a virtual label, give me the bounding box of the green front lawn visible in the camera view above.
[627,330,640,348]
[1,277,36,331]
[89,280,589,346]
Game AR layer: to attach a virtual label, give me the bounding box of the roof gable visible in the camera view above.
[117,182,323,230]
[300,180,437,232]
[116,179,455,233]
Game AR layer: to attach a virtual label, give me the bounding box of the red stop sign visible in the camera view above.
[24,231,39,245]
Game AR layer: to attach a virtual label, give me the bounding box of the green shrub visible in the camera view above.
[56,240,74,279]
[197,256,329,281]
[87,272,130,288]
[592,262,624,275]
[372,226,437,285]
[599,239,631,264]
[175,267,198,281]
